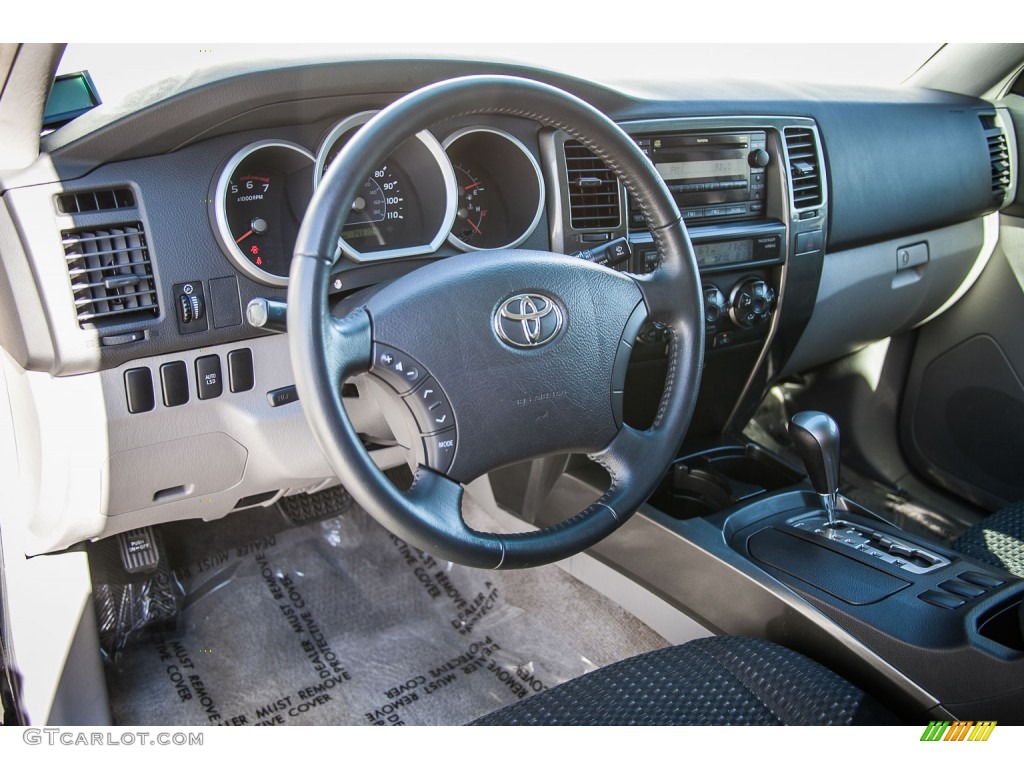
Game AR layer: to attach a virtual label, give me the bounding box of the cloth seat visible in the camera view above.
[472,636,898,726]
[953,501,1024,579]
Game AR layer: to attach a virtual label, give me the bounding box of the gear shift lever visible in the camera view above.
[789,411,841,527]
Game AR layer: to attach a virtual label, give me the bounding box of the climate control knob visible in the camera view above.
[729,279,775,329]
[703,285,728,329]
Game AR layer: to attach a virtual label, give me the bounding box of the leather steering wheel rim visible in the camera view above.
[289,75,704,569]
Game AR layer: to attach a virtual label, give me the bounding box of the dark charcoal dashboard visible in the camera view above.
[0,57,1013,555]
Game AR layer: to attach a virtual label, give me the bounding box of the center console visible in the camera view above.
[490,410,1024,723]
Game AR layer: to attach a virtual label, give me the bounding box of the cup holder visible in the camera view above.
[978,599,1024,652]
[650,443,803,520]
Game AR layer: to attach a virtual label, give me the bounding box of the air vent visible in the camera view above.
[784,127,824,209]
[62,223,159,328]
[564,140,621,230]
[56,187,136,215]
[986,129,1011,203]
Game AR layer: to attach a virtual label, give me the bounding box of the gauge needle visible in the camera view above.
[235,229,254,244]
[464,182,482,191]
[466,220,483,235]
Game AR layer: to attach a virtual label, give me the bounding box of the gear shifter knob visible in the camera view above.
[789,411,841,526]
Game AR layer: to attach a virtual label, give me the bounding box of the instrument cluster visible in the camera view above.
[211,113,546,286]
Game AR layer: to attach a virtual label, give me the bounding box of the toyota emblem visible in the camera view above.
[494,293,563,349]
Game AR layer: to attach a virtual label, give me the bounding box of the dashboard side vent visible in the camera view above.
[985,125,1011,203]
[56,187,136,215]
[564,140,621,229]
[784,127,824,209]
[62,223,159,328]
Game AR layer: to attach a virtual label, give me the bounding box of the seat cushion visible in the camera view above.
[953,501,1024,579]
[471,636,898,726]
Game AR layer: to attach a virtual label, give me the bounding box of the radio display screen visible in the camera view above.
[655,158,748,181]
[694,239,753,268]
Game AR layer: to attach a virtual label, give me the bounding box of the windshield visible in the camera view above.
[58,43,941,111]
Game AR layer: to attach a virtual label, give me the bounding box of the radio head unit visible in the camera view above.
[630,131,769,227]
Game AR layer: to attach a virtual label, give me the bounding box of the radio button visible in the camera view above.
[724,205,747,215]
[682,209,704,220]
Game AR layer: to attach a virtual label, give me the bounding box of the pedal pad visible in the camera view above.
[117,527,161,574]
[278,485,353,526]
[91,526,184,658]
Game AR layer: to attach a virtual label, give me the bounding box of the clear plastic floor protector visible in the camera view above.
[105,506,665,726]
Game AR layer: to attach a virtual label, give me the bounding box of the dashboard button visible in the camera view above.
[796,229,824,254]
[159,361,189,407]
[938,580,986,598]
[266,385,299,407]
[958,571,1004,589]
[918,590,965,610]
[124,367,155,414]
[228,348,255,393]
[195,354,223,400]
[423,430,457,474]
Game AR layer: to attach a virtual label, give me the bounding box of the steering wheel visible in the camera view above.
[289,75,703,569]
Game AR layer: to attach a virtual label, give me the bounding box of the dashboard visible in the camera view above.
[0,57,1016,555]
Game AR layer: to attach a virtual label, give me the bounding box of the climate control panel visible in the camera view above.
[703,273,777,349]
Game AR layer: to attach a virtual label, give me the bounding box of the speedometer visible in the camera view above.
[314,112,456,262]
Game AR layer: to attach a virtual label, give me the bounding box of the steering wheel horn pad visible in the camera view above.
[289,75,704,569]
[366,249,644,483]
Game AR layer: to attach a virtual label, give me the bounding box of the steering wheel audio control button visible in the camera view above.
[372,343,423,394]
[423,429,457,474]
[404,377,455,435]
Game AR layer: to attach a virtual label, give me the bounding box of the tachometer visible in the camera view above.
[315,112,456,262]
[443,128,545,251]
[212,141,314,286]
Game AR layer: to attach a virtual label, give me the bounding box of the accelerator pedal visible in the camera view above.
[278,485,353,526]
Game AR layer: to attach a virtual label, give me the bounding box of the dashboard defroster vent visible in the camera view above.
[62,223,159,328]
[564,140,621,230]
[783,127,824,210]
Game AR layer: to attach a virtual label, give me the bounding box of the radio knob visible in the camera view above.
[729,278,775,329]
[748,149,770,168]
